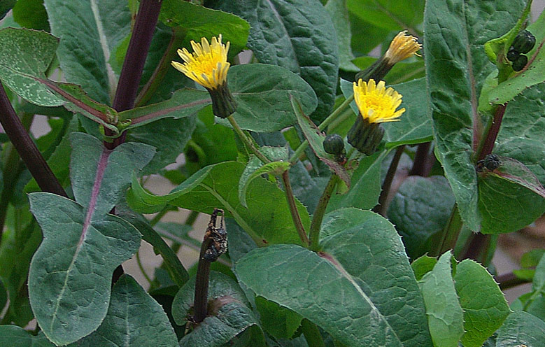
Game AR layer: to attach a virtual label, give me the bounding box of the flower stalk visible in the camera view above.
[309,173,339,251]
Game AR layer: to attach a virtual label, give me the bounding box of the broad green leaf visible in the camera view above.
[346,0,424,32]
[496,311,545,347]
[255,296,303,340]
[235,244,404,346]
[487,12,545,105]
[320,208,433,347]
[292,97,349,186]
[28,193,142,345]
[12,0,50,31]
[128,161,308,246]
[327,150,389,211]
[496,83,545,185]
[325,0,358,71]
[388,176,456,259]
[411,256,437,281]
[218,0,339,122]
[0,325,54,347]
[0,28,62,106]
[68,275,178,347]
[172,271,265,347]
[121,89,210,128]
[70,132,155,216]
[239,156,290,208]
[419,252,464,347]
[159,0,250,57]
[217,64,318,132]
[45,0,131,104]
[127,116,197,175]
[424,0,526,231]
[454,259,510,347]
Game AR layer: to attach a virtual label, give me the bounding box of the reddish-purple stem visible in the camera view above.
[477,104,507,161]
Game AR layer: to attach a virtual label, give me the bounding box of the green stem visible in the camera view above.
[281,171,309,246]
[227,116,270,164]
[136,251,153,285]
[429,204,463,257]
[374,146,404,216]
[301,319,326,347]
[289,95,354,164]
[309,174,338,251]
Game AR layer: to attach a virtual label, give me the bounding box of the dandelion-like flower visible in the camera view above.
[172,35,237,118]
[384,30,421,65]
[172,35,230,90]
[347,79,405,155]
[353,79,405,123]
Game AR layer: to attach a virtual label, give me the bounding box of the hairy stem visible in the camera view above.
[476,104,507,161]
[282,171,309,246]
[227,116,270,164]
[374,146,404,216]
[309,173,338,251]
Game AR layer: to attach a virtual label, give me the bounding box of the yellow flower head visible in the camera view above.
[172,35,230,90]
[353,79,405,123]
[384,31,421,64]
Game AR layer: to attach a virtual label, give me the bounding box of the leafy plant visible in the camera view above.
[0,0,545,346]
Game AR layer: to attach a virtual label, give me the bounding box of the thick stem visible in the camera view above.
[496,271,530,290]
[227,116,270,164]
[107,0,163,149]
[193,237,212,323]
[281,171,309,246]
[409,142,432,176]
[476,104,507,161]
[429,204,463,257]
[458,233,494,264]
[309,174,338,251]
[374,146,404,216]
[0,83,67,198]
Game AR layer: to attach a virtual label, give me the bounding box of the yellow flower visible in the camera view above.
[172,35,230,90]
[384,31,421,64]
[353,79,405,123]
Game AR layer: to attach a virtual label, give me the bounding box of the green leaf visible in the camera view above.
[12,0,50,31]
[68,275,178,347]
[159,0,250,57]
[255,296,303,340]
[424,0,526,231]
[327,150,389,211]
[496,311,545,347]
[411,256,437,281]
[128,161,308,246]
[172,271,264,347]
[126,116,197,175]
[487,12,545,105]
[320,208,432,347]
[387,176,456,259]
[325,0,358,71]
[236,243,405,346]
[0,0,16,20]
[0,325,55,347]
[217,64,318,132]
[239,156,290,208]
[44,0,131,104]
[346,0,424,32]
[454,259,510,347]
[0,28,62,106]
[70,132,155,215]
[0,277,6,313]
[218,0,338,122]
[28,193,142,345]
[419,252,464,347]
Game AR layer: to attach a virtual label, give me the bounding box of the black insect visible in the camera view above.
[476,154,501,172]
[203,208,227,262]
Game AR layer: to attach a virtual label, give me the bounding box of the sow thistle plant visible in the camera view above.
[1,0,545,346]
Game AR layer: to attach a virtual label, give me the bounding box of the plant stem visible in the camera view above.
[227,116,270,164]
[289,95,354,164]
[193,236,212,323]
[136,251,153,285]
[429,204,463,257]
[281,171,309,246]
[374,146,404,216]
[409,142,432,176]
[309,173,338,251]
[301,319,326,347]
[496,271,530,290]
[0,83,67,198]
[475,104,507,161]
